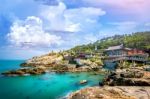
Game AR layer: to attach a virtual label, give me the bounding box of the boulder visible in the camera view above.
[68,87,136,99]
[105,76,150,86]
[51,64,69,72]
[120,71,144,78]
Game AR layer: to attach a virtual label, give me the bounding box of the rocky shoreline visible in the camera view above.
[67,86,150,99]
[1,68,107,76]
[1,52,150,99]
[67,67,150,99]
[1,63,107,76]
[1,52,105,76]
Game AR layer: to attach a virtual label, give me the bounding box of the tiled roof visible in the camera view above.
[105,44,132,51]
[105,44,123,51]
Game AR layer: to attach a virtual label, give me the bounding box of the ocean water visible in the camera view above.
[0,60,105,99]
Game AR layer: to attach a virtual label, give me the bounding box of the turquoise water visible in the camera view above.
[0,60,105,99]
[0,60,24,73]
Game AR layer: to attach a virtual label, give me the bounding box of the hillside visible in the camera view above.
[69,31,150,54]
[2,31,150,76]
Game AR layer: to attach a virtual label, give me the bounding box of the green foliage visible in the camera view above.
[120,61,131,69]
[70,31,150,52]
[148,57,150,61]
[89,57,103,66]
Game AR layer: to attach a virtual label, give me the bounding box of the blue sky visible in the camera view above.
[0,0,150,59]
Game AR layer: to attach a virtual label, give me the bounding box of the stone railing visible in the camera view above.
[104,56,147,62]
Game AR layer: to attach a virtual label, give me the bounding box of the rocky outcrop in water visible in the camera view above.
[1,66,47,76]
[103,68,150,86]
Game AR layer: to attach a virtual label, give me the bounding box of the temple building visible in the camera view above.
[104,44,149,63]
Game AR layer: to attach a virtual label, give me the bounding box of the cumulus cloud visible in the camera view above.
[40,2,106,32]
[37,2,106,50]
[6,1,106,51]
[7,16,63,48]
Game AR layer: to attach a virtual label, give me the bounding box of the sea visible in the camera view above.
[0,60,105,99]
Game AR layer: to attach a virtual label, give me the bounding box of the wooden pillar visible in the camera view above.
[132,60,133,68]
[133,60,136,67]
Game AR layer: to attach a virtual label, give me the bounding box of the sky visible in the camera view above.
[0,0,150,59]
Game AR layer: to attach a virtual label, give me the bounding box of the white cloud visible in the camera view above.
[6,1,106,52]
[65,23,81,32]
[7,16,63,48]
[40,2,106,32]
